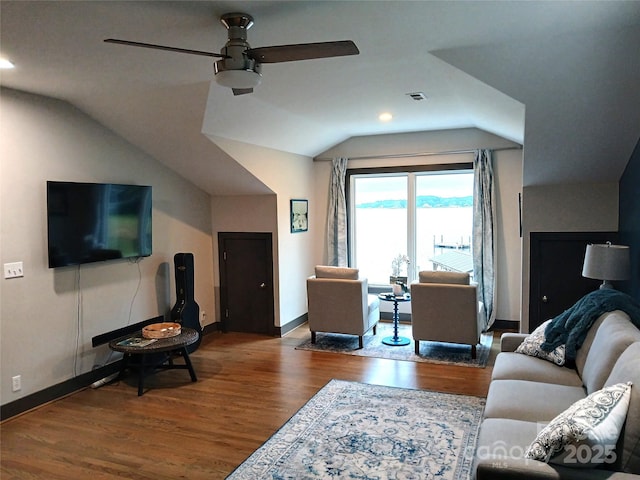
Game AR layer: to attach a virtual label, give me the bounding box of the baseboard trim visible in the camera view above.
[1,361,123,421]
[1,326,220,422]
[491,319,520,332]
[277,313,308,337]
[202,322,222,335]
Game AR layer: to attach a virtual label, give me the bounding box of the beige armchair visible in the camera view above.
[410,270,480,358]
[306,266,380,349]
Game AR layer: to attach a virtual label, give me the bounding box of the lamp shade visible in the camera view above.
[582,243,630,287]
[214,69,262,89]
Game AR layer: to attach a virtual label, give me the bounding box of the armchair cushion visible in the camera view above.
[315,266,359,280]
[418,270,470,284]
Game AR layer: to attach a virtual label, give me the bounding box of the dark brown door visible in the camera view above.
[529,231,618,332]
[219,232,275,335]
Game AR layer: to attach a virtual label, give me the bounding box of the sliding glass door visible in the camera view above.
[351,175,408,284]
[349,167,473,285]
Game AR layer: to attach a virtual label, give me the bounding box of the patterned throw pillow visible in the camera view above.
[525,382,632,467]
[515,319,566,365]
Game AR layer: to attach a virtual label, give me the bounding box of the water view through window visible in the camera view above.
[351,170,473,285]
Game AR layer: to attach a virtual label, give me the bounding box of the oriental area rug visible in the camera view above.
[226,379,485,480]
[295,322,494,368]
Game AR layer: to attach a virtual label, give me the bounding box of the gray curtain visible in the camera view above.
[472,149,496,332]
[327,157,349,266]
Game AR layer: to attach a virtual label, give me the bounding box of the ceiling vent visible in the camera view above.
[406,92,427,101]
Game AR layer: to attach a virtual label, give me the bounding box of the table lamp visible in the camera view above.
[582,242,630,289]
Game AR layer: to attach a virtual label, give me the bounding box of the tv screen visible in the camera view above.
[47,181,152,268]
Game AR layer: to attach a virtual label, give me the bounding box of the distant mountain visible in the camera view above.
[357,196,473,208]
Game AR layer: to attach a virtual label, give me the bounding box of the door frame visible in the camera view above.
[218,232,275,335]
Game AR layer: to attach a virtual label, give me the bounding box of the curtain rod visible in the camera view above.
[314,145,522,162]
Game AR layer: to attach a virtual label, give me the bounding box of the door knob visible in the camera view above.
[542,295,548,303]
[260,283,266,288]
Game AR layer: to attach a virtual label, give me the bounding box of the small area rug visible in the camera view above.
[226,379,485,480]
[295,322,493,367]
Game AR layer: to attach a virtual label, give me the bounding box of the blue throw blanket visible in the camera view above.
[541,289,640,363]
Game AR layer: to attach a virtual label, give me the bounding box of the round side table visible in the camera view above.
[378,293,411,346]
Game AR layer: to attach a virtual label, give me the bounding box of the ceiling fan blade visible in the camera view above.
[232,88,253,96]
[247,40,359,63]
[104,39,228,58]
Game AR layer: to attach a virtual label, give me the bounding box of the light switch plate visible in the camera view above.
[4,262,24,279]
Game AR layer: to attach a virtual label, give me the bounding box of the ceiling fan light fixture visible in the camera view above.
[214,47,262,90]
[215,68,262,89]
[104,11,358,96]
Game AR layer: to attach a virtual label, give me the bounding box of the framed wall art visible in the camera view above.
[290,199,308,233]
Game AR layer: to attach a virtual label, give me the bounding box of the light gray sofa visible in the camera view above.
[474,309,640,479]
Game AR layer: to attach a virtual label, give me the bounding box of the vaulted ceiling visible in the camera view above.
[1,1,639,194]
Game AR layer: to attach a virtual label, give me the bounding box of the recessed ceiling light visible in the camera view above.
[406,92,427,101]
[378,112,393,122]
[0,58,15,69]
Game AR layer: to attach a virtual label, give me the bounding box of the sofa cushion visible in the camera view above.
[418,270,469,284]
[492,352,583,387]
[475,457,640,480]
[315,266,359,280]
[525,382,631,467]
[575,312,610,378]
[484,379,586,422]
[580,311,640,394]
[476,418,541,463]
[515,319,566,366]
[604,342,640,474]
[473,419,625,479]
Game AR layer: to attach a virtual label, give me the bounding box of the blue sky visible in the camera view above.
[354,171,473,204]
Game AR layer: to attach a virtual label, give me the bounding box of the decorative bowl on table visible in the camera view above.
[142,322,181,339]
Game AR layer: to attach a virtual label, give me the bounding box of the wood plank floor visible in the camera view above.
[1,324,498,479]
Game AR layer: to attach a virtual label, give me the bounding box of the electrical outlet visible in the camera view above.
[12,375,21,392]
[4,262,24,279]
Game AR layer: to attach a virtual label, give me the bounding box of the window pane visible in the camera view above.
[353,175,407,284]
[415,172,473,277]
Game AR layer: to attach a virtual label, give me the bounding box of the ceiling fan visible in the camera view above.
[104,12,359,96]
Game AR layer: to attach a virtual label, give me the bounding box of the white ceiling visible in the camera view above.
[1,1,639,194]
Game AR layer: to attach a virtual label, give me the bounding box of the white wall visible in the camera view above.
[0,89,215,404]
[210,194,278,324]
[210,137,316,328]
[313,129,523,322]
[520,182,619,331]
[493,149,523,322]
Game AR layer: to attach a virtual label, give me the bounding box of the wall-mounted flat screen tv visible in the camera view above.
[47,181,152,268]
